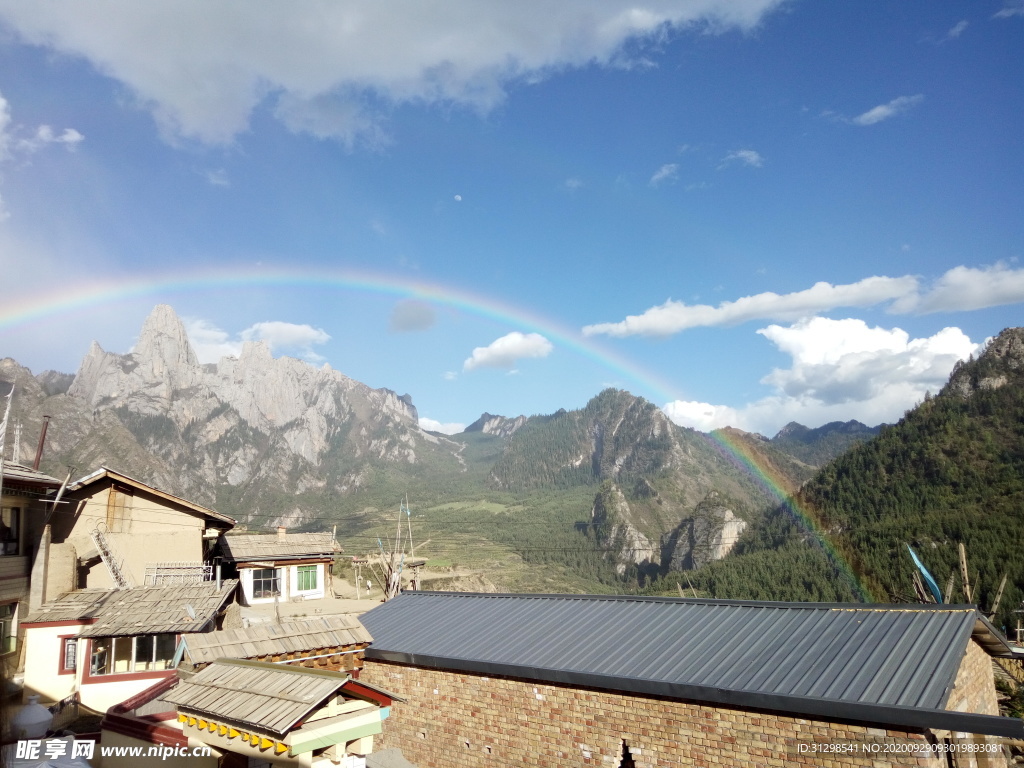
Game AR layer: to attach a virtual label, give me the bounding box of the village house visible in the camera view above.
[99,657,400,767]
[359,591,1024,768]
[19,579,239,713]
[218,529,337,606]
[0,462,61,664]
[37,466,236,599]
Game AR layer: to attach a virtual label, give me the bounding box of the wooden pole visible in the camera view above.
[958,543,973,604]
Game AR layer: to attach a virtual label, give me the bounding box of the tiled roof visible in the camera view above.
[362,592,1024,738]
[23,581,239,636]
[184,615,372,665]
[162,659,351,735]
[0,462,61,486]
[218,532,336,562]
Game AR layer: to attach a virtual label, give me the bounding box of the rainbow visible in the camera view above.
[0,265,685,404]
[1,265,872,599]
[708,428,872,600]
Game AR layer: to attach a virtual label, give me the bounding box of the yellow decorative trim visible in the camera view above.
[259,737,274,750]
[275,743,289,754]
[177,714,186,723]
[187,717,196,727]
[228,728,239,738]
[197,719,207,730]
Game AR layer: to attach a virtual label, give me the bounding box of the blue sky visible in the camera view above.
[0,1,1021,436]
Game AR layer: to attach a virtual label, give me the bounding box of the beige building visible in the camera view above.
[39,467,235,599]
[360,592,1024,768]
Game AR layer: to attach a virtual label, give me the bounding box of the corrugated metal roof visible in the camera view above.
[0,462,61,486]
[361,592,988,712]
[184,615,372,664]
[219,532,336,562]
[162,658,350,735]
[23,580,239,636]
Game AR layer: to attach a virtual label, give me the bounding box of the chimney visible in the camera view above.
[277,526,286,540]
[32,416,51,470]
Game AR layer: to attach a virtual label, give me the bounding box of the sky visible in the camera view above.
[0,1,1021,437]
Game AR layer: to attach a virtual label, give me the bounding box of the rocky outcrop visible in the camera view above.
[945,328,1024,398]
[464,412,527,438]
[591,482,659,575]
[662,491,747,571]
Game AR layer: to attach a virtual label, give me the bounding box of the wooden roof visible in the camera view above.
[162,659,351,735]
[0,462,61,487]
[184,615,372,665]
[218,532,336,562]
[23,580,239,636]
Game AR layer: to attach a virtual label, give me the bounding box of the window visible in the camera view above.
[297,565,318,592]
[252,568,280,599]
[61,637,77,673]
[0,507,20,555]
[89,634,176,676]
[0,604,15,655]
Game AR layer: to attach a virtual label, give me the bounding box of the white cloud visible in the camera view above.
[0,2,785,146]
[584,275,917,337]
[945,20,969,39]
[184,318,242,363]
[443,371,458,381]
[649,163,678,186]
[564,177,583,191]
[240,321,331,361]
[662,318,981,434]
[719,148,763,168]
[0,89,84,220]
[852,94,924,126]
[204,168,230,187]
[463,331,553,371]
[895,262,1024,314]
[994,2,1024,18]
[419,417,466,434]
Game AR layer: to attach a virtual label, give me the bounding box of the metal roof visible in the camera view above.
[66,467,235,527]
[23,580,239,636]
[218,532,336,562]
[184,615,372,665]
[162,658,351,735]
[362,592,1024,739]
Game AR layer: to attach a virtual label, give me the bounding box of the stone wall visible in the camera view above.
[361,660,948,768]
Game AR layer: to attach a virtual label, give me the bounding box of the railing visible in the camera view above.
[144,562,213,585]
[48,692,80,734]
[90,523,133,589]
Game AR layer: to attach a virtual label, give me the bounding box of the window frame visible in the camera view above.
[0,507,21,556]
[296,564,318,592]
[87,633,177,678]
[0,603,15,655]
[251,567,281,599]
[59,635,78,675]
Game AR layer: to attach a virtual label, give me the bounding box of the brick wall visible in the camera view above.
[361,660,948,768]
[947,640,1000,717]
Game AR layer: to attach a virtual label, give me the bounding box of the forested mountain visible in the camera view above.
[650,328,1024,629]
[769,420,882,467]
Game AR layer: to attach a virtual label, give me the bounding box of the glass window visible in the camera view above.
[89,634,176,675]
[297,565,318,592]
[0,508,20,555]
[62,638,77,672]
[252,568,280,599]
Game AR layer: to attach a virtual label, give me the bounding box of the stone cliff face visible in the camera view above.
[464,412,527,438]
[945,327,1024,398]
[662,491,747,571]
[591,482,659,575]
[49,305,453,521]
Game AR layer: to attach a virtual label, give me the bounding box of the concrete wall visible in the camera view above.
[57,485,207,589]
[360,660,955,768]
[22,623,83,704]
[98,728,220,768]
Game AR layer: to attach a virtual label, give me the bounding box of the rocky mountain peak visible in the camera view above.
[945,327,1024,398]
